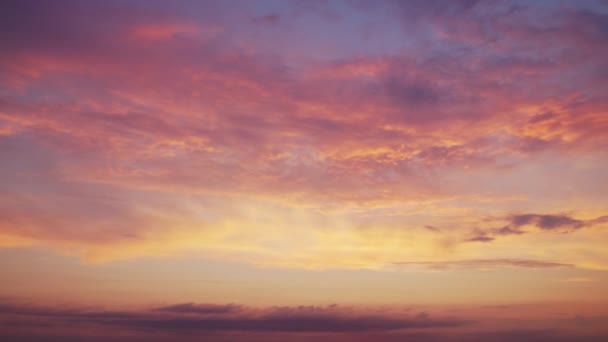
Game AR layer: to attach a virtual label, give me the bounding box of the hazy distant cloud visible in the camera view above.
[0,302,139,320]
[0,301,469,334]
[445,329,608,342]
[465,235,495,243]
[2,328,608,342]
[393,259,573,270]
[154,303,242,315]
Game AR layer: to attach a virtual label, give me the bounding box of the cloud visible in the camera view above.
[495,226,525,236]
[3,301,608,342]
[463,228,495,243]
[393,259,573,270]
[510,214,586,231]
[465,235,495,243]
[0,301,469,333]
[2,329,608,342]
[461,213,608,245]
[507,214,608,232]
[424,225,441,232]
[154,303,242,315]
[445,329,608,342]
[0,0,607,270]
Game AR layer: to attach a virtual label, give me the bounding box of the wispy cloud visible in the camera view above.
[393,259,574,271]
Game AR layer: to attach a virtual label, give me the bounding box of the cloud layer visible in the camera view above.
[0,0,607,271]
[0,301,467,333]
[1,301,607,342]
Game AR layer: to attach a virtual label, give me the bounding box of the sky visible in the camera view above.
[1,0,608,341]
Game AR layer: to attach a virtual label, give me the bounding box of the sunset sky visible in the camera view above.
[1,0,608,341]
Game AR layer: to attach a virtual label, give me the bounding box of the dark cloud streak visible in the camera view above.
[0,301,469,334]
[507,213,608,232]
